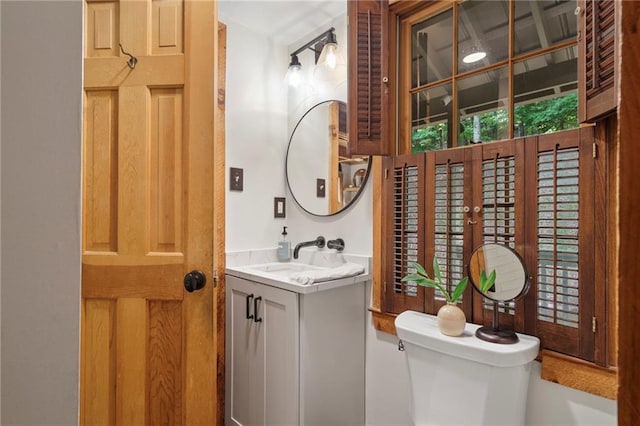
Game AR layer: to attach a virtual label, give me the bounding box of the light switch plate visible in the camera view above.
[230,167,243,191]
[316,178,326,198]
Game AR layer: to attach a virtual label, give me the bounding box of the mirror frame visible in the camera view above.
[285,100,371,217]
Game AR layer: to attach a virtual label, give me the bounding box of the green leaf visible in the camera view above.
[401,273,425,283]
[479,269,497,293]
[413,262,429,278]
[450,277,468,303]
[432,257,443,283]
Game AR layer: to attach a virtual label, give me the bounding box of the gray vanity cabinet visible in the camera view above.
[225,274,365,426]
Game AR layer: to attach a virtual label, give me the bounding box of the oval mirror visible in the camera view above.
[286,100,370,216]
[468,243,529,302]
[468,243,530,344]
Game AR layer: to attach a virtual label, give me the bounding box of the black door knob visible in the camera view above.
[184,270,206,292]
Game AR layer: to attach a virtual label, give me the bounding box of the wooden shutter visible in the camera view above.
[382,155,425,314]
[525,128,595,360]
[424,149,473,316]
[579,0,618,122]
[471,140,526,329]
[348,0,390,156]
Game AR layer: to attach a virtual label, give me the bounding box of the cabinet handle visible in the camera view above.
[246,294,254,320]
[253,296,263,323]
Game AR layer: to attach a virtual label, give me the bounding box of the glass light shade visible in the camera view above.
[462,51,487,64]
[314,42,346,82]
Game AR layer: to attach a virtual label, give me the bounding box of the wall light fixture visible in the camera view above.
[286,27,345,87]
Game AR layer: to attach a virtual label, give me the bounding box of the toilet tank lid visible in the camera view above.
[395,310,540,367]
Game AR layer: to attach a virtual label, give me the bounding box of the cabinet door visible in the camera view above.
[578,0,618,122]
[254,283,299,426]
[226,276,299,426]
[226,276,258,426]
[348,0,390,155]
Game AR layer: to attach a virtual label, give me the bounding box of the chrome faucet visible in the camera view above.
[293,236,325,259]
[327,238,345,252]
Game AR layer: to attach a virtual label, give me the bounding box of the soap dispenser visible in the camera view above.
[277,226,291,261]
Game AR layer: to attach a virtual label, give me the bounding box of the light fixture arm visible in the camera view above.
[289,27,336,59]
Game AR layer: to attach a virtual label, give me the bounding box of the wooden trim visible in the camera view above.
[617,1,640,421]
[540,350,617,400]
[370,308,398,335]
[593,120,609,366]
[214,21,227,426]
[372,157,384,312]
[605,116,618,368]
[397,10,412,155]
[577,0,587,122]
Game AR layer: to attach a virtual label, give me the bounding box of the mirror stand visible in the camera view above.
[475,301,519,344]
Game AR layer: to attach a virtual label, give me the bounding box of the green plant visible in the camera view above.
[402,256,468,304]
[478,269,497,293]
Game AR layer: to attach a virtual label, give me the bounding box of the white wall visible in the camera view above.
[221,6,372,256]
[1,1,82,424]
[220,13,290,252]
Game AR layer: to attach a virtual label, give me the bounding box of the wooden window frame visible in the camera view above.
[371,1,618,399]
[396,1,580,155]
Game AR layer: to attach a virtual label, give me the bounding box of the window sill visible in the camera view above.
[540,350,617,400]
[370,309,618,400]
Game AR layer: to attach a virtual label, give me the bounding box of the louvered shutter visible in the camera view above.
[348,0,390,155]
[471,140,526,329]
[424,149,473,316]
[382,155,425,314]
[525,128,595,360]
[579,0,618,122]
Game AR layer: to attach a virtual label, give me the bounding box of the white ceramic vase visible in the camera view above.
[437,302,466,336]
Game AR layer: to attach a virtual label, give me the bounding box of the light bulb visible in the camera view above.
[324,44,337,69]
[286,65,302,88]
[314,41,345,82]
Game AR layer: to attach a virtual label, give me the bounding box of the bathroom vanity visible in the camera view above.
[225,254,368,426]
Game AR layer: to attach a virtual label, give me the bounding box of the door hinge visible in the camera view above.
[592,316,597,333]
[384,168,389,179]
[593,142,598,159]
[213,273,219,288]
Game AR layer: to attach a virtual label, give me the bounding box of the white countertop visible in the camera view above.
[225,248,371,294]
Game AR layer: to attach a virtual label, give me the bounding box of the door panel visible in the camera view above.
[81,0,217,424]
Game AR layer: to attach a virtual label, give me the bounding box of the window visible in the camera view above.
[375,0,614,371]
[399,0,579,154]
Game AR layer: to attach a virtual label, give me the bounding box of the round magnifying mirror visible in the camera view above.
[468,243,529,302]
[468,243,530,344]
[286,100,371,216]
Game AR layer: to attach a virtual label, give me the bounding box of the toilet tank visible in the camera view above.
[395,311,540,426]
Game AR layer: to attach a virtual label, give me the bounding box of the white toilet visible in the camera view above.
[395,310,540,426]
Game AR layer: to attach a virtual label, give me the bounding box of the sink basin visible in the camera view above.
[245,262,326,277]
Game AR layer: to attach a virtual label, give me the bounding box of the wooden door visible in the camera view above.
[81,1,219,424]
